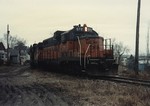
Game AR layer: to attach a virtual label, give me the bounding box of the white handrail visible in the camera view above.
[77,36,82,66]
[84,44,91,68]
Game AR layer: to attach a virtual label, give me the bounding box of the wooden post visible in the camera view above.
[134,0,141,74]
[7,24,10,62]
[147,26,149,65]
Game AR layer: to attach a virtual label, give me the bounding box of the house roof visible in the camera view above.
[0,42,5,50]
[14,45,27,50]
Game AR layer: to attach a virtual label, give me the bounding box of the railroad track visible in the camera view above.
[87,74,150,87]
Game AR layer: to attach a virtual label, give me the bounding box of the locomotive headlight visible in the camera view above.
[84,26,88,32]
[83,24,88,32]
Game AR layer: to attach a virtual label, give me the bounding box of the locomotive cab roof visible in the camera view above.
[41,24,104,46]
[60,24,100,41]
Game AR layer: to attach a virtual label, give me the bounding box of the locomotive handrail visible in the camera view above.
[84,44,91,68]
[105,39,112,50]
[77,36,82,66]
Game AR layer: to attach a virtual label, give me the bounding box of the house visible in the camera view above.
[9,45,30,65]
[0,42,7,64]
[9,48,19,64]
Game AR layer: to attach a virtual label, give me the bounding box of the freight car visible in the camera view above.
[30,24,118,74]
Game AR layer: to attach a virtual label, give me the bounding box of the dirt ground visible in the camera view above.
[0,65,150,106]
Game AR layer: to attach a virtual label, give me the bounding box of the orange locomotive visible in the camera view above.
[30,24,118,74]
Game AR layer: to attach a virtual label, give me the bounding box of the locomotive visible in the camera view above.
[30,24,118,74]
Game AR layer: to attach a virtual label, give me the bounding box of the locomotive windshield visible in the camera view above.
[74,31,98,38]
[73,24,99,38]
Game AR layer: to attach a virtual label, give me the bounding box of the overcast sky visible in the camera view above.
[0,0,150,55]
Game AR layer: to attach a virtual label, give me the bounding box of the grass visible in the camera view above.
[118,65,150,80]
[3,66,150,106]
[31,69,150,106]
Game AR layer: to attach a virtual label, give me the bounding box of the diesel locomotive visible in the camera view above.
[30,24,118,74]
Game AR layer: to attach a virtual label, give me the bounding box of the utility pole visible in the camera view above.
[147,26,149,65]
[134,0,141,74]
[7,24,10,62]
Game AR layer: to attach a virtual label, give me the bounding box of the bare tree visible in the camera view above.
[3,34,26,49]
[2,34,27,64]
[112,39,130,65]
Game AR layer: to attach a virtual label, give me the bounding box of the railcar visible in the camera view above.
[30,24,118,74]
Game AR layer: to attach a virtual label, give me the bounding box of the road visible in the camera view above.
[0,65,69,106]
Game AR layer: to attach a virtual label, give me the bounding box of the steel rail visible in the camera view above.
[103,76,150,87]
[87,74,150,87]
